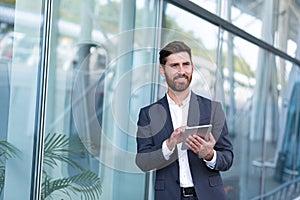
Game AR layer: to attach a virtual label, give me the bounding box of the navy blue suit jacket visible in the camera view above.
[136,92,233,200]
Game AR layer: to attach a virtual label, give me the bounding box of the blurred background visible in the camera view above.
[0,0,299,199]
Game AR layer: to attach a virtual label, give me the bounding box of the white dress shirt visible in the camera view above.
[162,92,217,187]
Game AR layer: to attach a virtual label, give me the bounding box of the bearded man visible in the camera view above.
[135,41,234,200]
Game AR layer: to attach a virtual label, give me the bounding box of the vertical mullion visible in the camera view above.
[30,0,52,199]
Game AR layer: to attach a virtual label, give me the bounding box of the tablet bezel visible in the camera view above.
[181,124,212,150]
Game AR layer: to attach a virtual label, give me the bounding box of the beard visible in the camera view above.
[165,73,192,92]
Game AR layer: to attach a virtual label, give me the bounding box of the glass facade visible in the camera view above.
[190,0,298,58]
[0,0,299,200]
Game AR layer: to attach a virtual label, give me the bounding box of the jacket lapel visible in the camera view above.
[187,92,201,127]
[159,94,174,136]
[158,95,179,161]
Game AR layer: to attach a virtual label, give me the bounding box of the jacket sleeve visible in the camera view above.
[211,101,234,171]
[135,107,177,172]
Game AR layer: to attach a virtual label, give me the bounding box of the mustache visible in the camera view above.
[174,73,189,80]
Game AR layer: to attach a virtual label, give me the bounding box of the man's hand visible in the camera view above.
[166,126,186,151]
[185,133,216,160]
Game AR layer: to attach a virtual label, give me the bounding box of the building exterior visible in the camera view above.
[0,0,300,199]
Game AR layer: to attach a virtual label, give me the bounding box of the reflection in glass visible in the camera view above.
[43,1,160,199]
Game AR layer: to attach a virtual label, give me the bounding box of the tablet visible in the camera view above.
[181,124,212,150]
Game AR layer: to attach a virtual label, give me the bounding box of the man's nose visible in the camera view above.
[177,65,186,73]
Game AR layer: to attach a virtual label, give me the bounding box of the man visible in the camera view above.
[136,41,233,200]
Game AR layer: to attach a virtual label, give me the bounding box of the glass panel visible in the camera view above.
[1,0,299,199]
[189,0,264,40]
[163,2,238,199]
[274,59,300,184]
[0,0,44,199]
[189,0,219,16]
[163,2,300,199]
[218,32,256,199]
[44,0,160,199]
[189,0,299,58]
[163,3,222,101]
[280,82,300,178]
[220,30,300,199]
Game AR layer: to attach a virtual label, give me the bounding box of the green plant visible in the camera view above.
[0,140,19,194]
[0,133,100,199]
[42,133,102,200]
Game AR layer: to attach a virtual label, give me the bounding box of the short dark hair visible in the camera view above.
[159,41,192,65]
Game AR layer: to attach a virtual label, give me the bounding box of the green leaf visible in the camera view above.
[0,167,5,194]
[0,141,20,165]
[0,141,19,194]
[42,133,102,199]
[43,133,86,170]
[41,171,102,200]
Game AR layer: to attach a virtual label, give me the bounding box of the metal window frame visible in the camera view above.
[165,0,300,67]
[30,0,52,199]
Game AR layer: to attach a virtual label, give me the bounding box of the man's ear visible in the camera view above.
[159,65,165,77]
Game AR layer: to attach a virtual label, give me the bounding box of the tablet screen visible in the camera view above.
[181,124,212,150]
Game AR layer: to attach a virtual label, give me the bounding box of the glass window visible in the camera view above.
[189,0,299,58]
[43,0,161,199]
[220,30,299,199]
[0,0,45,199]
[1,0,300,199]
[281,82,300,178]
[162,2,221,101]
[275,64,300,182]
[218,31,258,199]
[163,2,300,199]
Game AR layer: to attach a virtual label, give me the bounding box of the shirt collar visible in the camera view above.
[166,91,191,107]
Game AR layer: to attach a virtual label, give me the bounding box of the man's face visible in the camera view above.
[160,52,194,92]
